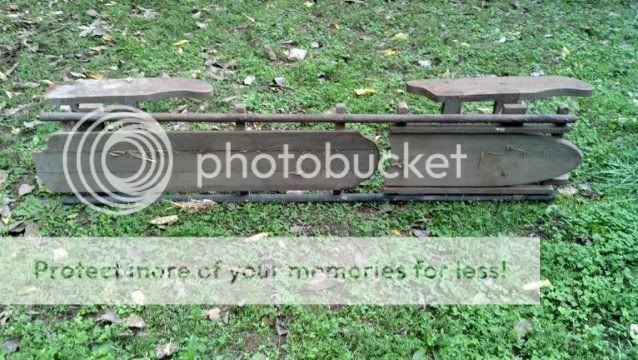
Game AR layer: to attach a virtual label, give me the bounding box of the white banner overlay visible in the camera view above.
[0,237,540,305]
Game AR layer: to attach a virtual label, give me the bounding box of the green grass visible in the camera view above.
[1,0,637,358]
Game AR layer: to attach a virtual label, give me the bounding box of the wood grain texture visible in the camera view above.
[407,76,593,102]
[45,78,213,105]
[384,132,581,188]
[34,131,379,193]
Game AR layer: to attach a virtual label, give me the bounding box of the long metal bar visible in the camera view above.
[41,112,576,124]
[61,192,553,204]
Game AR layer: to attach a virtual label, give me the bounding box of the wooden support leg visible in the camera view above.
[334,103,346,130]
[396,101,408,126]
[234,104,247,130]
[441,99,462,114]
[234,104,249,195]
[333,103,347,195]
[543,103,571,186]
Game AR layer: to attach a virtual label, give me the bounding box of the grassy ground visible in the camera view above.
[1,0,637,358]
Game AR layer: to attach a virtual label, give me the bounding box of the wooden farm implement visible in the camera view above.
[34,76,592,203]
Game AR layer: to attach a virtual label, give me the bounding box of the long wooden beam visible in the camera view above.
[40,112,576,124]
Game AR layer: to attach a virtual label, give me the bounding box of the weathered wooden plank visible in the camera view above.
[384,133,581,187]
[407,76,593,103]
[34,131,379,193]
[41,131,376,152]
[45,78,213,105]
[389,124,569,134]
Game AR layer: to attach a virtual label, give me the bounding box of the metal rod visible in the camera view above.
[61,192,553,204]
[41,112,576,124]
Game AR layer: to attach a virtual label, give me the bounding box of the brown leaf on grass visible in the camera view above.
[96,309,120,324]
[13,81,39,89]
[171,199,217,211]
[18,183,35,197]
[272,77,286,88]
[285,48,307,61]
[24,222,38,237]
[86,9,100,18]
[125,314,146,329]
[173,39,189,46]
[85,71,104,80]
[243,75,256,86]
[275,317,288,336]
[195,22,208,29]
[1,338,20,353]
[354,88,375,96]
[264,45,277,61]
[155,343,178,359]
[79,20,110,38]
[149,215,179,226]
[203,307,229,325]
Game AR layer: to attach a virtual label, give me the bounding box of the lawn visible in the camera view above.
[1,0,637,358]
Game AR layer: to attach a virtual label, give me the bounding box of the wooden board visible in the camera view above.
[390,123,569,134]
[45,78,212,105]
[384,132,581,188]
[34,131,379,193]
[407,76,593,103]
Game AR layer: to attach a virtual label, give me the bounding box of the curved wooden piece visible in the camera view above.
[407,76,593,103]
[34,131,379,193]
[384,132,582,188]
[45,78,213,105]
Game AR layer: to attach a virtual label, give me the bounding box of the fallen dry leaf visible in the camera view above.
[149,215,179,226]
[171,199,217,211]
[85,71,104,80]
[1,338,20,354]
[204,307,229,325]
[382,48,397,56]
[243,75,256,86]
[24,222,39,237]
[86,9,100,17]
[286,48,307,61]
[523,279,551,291]
[173,39,189,46]
[155,343,178,359]
[275,317,288,336]
[418,59,432,68]
[79,19,110,38]
[393,32,409,41]
[125,314,146,329]
[195,21,208,29]
[311,41,320,49]
[97,309,120,324]
[273,77,286,88]
[497,36,507,43]
[18,183,35,197]
[560,46,570,59]
[354,88,375,96]
[264,45,277,61]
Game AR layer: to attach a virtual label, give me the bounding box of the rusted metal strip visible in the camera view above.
[40,112,577,124]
